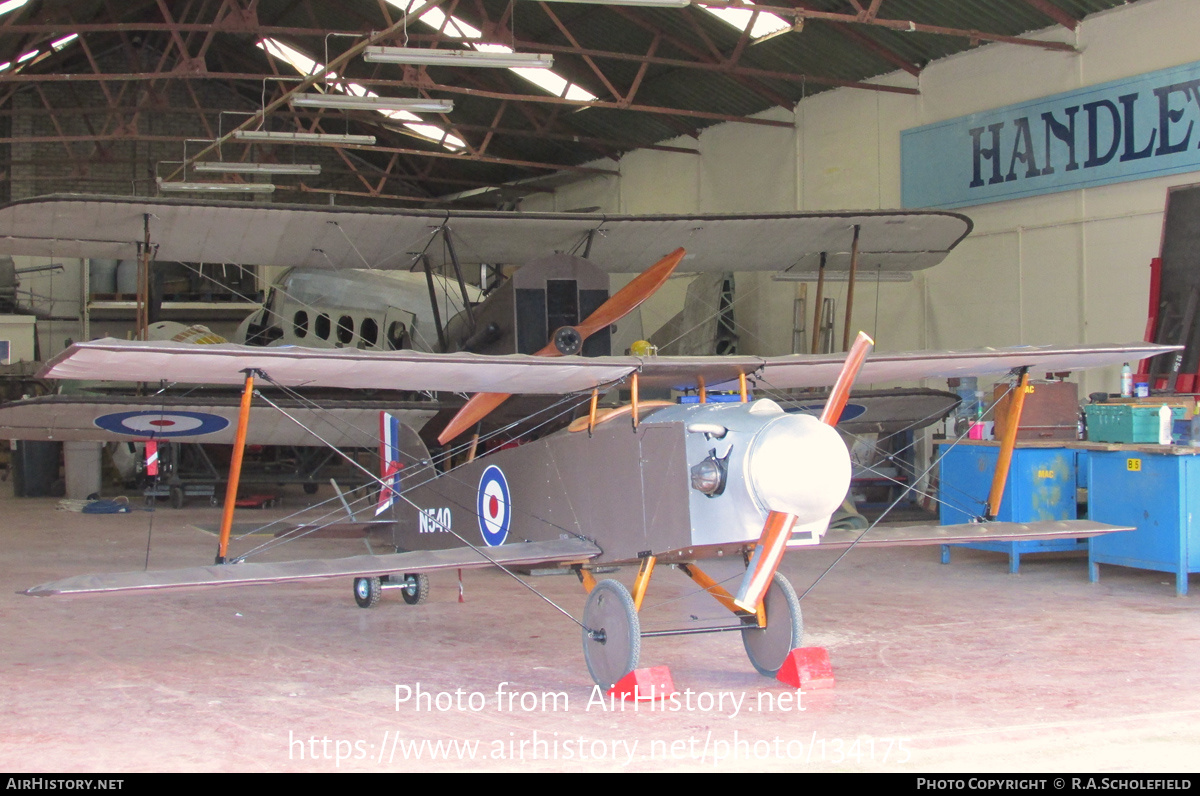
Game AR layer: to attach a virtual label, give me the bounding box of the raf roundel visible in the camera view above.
[476,465,511,547]
[94,410,231,439]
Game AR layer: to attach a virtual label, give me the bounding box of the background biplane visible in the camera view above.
[0,194,973,447]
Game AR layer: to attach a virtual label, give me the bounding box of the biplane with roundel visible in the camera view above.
[0,195,1174,688]
[23,332,1171,688]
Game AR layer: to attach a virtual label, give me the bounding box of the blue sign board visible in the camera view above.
[902,60,1200,209]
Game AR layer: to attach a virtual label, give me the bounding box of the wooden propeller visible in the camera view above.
[732,331,875,613]
[436,247,686,446]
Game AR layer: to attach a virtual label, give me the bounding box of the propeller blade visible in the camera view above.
[733,510,797,613]
[437,391,510,446]
[733,331,875,613]
[436,248,686,445]
[568,247,686,344]
[819,331,875,425]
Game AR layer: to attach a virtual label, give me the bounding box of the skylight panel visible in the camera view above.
[699,5,791,40]
[385,0,597,102]
[256,39,465,150]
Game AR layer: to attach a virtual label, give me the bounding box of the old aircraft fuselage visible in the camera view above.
[390,398,849,566]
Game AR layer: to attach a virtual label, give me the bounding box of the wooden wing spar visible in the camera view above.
[39,339,1178,394]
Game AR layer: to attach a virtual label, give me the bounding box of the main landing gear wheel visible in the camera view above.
[353,576,381,609]
[741,572,803,677]
[401,573,429,605]
[582,579,641,691]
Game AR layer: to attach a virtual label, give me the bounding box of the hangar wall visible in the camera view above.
[523,0,1200,397]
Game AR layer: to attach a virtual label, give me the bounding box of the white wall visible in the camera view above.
[523,0,1199,395]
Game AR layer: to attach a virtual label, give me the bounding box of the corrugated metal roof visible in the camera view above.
[0,0,1149,206]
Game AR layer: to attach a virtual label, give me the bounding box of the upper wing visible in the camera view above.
[39,338,1176,393]
[0,194,970,274]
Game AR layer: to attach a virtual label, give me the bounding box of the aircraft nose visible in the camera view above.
[745,413,850,522]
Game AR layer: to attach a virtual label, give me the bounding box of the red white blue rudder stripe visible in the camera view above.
[376,411,403,516]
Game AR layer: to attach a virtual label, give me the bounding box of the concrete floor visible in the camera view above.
[1,485,1197,772]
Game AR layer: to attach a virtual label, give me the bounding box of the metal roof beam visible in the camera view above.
[1018,0,1080,31]
[508,37,919,95]
[708,3,1078,53]
[0,70,798,127]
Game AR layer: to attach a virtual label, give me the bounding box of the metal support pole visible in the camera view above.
[811,252,827,354]
[216,369,257,564]
[985,367,1030,521]
[137,214,151,341]
[842,225,861,351]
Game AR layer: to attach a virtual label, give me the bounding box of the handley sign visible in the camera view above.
[901,60,1200,209]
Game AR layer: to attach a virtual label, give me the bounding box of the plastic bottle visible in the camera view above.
[1159,404,1172,445]
[1121,363,1133,398]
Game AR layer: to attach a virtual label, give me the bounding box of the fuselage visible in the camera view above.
[390,398,850,566]
[235,268,482,352]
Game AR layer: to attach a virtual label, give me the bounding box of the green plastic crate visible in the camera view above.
[1084,404,1187,443]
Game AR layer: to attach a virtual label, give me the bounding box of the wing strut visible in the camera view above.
[215,369,257,564]
[811,252,827,354]
[441,225,477,335]
[841,225,861,351]
[420,254,449,352]
[985,367,1030,521]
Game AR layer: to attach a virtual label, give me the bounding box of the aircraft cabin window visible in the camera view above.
[360,317,379,347]
[315,313,331,340]
[293,310,309,338]
[387,320,409,350]
[337,315,355,344]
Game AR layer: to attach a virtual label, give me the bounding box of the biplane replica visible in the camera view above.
[0,195,1172,689]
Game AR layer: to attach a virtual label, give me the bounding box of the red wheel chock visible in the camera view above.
[608,666,676,701]
[776,647,835,689]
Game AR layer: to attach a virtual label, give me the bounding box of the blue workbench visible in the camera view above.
[936,441,1086,573]
[1087,446,1200,596]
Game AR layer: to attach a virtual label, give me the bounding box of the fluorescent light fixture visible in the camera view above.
[193,162,321,175]
[234,130,376,146]
[364,46,554,70]
[157,179,276,194]
[532,0,691,6]
[290,93,454,113]
[772,271,913,283]
[0,0,29,16]
[50,33,79,51]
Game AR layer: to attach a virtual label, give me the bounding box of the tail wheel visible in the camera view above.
[582,579,641,691]
[353,576,381,609]
[741,572,802,676]
[401,573,430,605]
